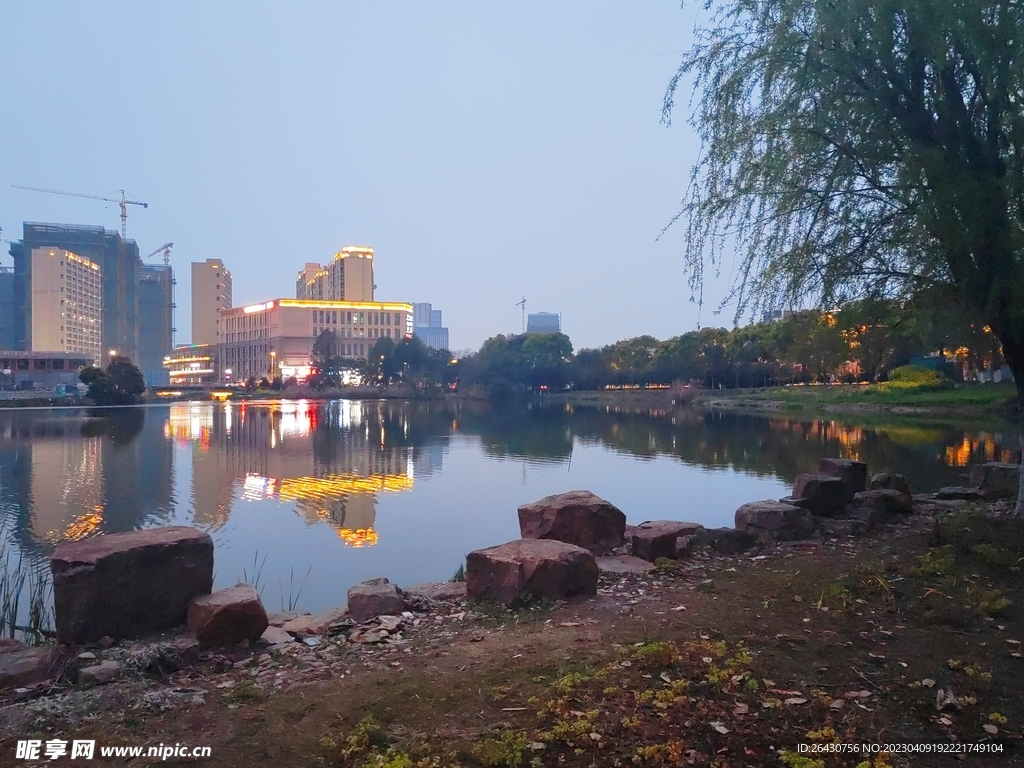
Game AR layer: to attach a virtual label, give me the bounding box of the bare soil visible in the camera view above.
[2,503,1023,767]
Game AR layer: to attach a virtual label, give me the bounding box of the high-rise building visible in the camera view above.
[29,247,102,364]
[527,312,561,334]
[138,264,175,384]
[8,223,144,361]
[295,247,374,302]
[216,299,412,381]
[412,302,450,351]
[191,259,232,345]
[0,267,16,350]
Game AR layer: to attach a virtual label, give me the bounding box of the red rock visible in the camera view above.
[281,614,329,636]
[51,526,213,644]
[969,462,1019,499]
[792,474,851,515]
[852,489,913,518]
[0,638,28,655]
[406,581,467,601]
[517,490,626,555]
[0,647,59,690]
[735,501,816,542]
[347,578,405,624]
[818,458,868,495]
[466,539,598,606]
[693,527,759,553]
[187,583,269,646]
[869,472,912,496]
[630,521,705,562]
[596,555,655,575]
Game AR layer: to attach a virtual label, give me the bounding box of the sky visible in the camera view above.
[0,1,722,353]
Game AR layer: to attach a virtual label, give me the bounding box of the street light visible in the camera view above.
[269,350,276,378]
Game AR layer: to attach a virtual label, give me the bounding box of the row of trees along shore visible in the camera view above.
[456,296,1003,392]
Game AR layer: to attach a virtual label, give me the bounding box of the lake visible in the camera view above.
[0,399,1018,615]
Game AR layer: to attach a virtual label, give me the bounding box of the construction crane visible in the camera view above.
[515,296,526,333]
[11,185,148,239]
[145,242,173,266]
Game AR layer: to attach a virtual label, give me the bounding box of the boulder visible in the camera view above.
[187,583,269,646]
[674,535,696,558]
[735,501,817,542]
[466,539,598,606]
[852,489,913,519]
[869,472,912,497]
[78,660,121,685]
[630,521,705,562]
[0,647,58,689]
[0,638,28,655]
[596,555,655,575]
[693,527,759,554]
[347,578,405,624]
[935,486,985,501]
[792,474,852,515]
[259,626,295,646]
[517,490,627,555]
[280,614,329,636]
[969,462,1020,499]
[51,526,213,644]
[405,581,467,602]
[819,458,868,495]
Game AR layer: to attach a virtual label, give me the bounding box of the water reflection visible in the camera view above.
[0,400,1018,580]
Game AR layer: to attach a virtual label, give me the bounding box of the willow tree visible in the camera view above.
[665,0,1024,510]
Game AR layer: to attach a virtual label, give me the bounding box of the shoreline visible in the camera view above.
[2,491,1021,766]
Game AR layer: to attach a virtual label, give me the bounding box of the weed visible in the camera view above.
[279,564,312,612]
[241,551,268,596]
[910,547,956,578]
[450,563,466,583]
[470,731,530,767]
[966,587,1011,616]
[778,752,825,768]
[817,582,852,610]
[223,681,262,705]
[632,641,679,668]
[971,544,1011,569]
[0,529,53,643]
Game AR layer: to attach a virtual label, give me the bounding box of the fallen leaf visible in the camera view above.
[1007,639,1021,646]
[938,716,953,726]
[983,724,999,735]
[921,678,936,688]
[670,605,687,612]
[733,703,749,715]
[830,700,845,710]
[702,656,713,664]
[660,671,672,683]
[785,697,809,705]
[710,721,730,734]
[558,622,581,627]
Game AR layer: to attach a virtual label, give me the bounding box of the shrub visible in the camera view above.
[877,365,952,392]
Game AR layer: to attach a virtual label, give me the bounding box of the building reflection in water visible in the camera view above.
[0,408,174,558]
[169,400,439,546]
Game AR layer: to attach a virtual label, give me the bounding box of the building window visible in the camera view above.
[394,313,401,325]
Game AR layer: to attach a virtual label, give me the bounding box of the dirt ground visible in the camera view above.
[2,502,1023,768]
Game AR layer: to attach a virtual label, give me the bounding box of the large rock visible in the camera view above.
[347,578,405,624]
[969,462,1020,499]
[78,660,122,685]
[851,489,913,519]
[405,581,467,602]
[630,521,705,562]
[0,647,59,689]
[818,458,868,495]
[868,472,912,496]
[466,539,598,606]
[596,555,655,575]
[791,473,852,515]
[693,527,759,554]
[735,500,817,542]
[51,526,214,644]
[187,583,269,646]
[517,490,627,555]
[936,486,985,501]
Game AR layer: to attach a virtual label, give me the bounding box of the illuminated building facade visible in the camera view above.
[163,343,220,385]
[295,246,374,302]
[191,258,232,345]
[29,247,102,364]
[219,299,413,381]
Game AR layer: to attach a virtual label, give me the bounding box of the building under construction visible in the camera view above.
[3,223,173,383]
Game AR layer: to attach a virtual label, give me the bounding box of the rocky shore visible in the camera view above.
[1,458,1022,766]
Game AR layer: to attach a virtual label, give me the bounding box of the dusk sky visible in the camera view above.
[0,2,724,353]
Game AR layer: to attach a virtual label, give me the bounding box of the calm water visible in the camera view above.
[0,400,1018,614]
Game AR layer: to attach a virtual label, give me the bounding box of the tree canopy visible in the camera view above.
[665,0,1024,390]
[80,356,146,405]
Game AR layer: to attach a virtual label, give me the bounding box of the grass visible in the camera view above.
[710,380,1017,409]
[279,565,313,612]
[0,528,54,643]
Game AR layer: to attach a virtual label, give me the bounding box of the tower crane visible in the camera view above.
[515,296,526,333]
[145,242,173,266]
[11,185,148,239]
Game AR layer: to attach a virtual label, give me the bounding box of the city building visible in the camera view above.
[412,302,450,351]
[0,267,18,350]
[163,344,220,386]
[526,312,561,334]
[29,247,102,364]
[0,351,96,389]
[138,264,174,385]
[8,223,146,362]
[295,247,374,302]
[217,299,413,381]
[191,259,232,346]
